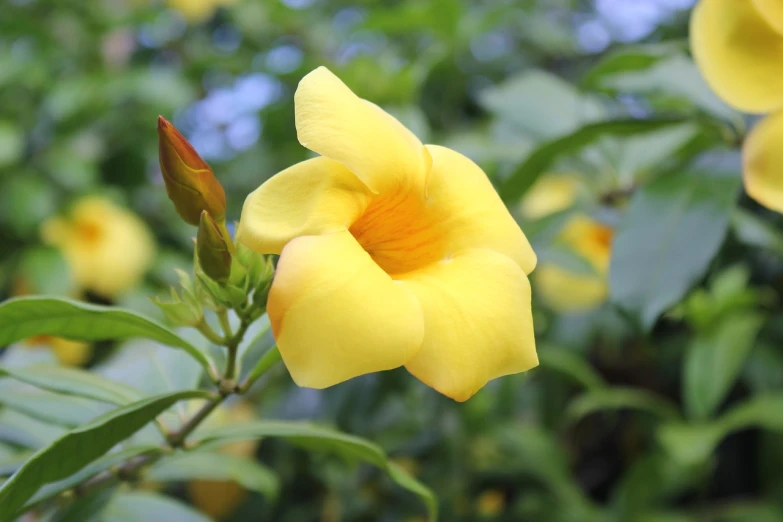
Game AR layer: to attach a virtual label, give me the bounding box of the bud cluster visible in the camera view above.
[152,116,273,327]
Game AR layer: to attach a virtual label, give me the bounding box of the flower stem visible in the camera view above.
[196,319,225,345]
[239,345,282,393]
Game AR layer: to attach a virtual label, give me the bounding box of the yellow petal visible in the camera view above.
[559,215,613,272]
[401,249,538,402]
[535,265,607,312]
[743,111,783,214]
[520,174,581,220]
[690,0,783,113]
[422,145,537,274]
[268,230,424,388]
[295,66,432,194]
[236,157,371,254]
[347,145,536,276]
[752,0,783,34]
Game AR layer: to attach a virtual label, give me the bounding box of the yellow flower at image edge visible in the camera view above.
[41,196,156,298]
[690,0,783,213]
[237,67,538,402]
[535,216,613,313]
[167,0,238,22]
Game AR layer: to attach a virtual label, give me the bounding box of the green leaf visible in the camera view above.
[0,409,66,449]
[731,208,783,257]
[0,365,142,405]
[478,69,605,139]
[147,450,279,499]
[0,389,212,519]
[103,491,212,522]
[498,118,689,203]
[609,170,740,329]
[0,387,111,427]
[659,394,783,466]
[684,313,763,420]
[196,420,438,521]
[566,387,681,426]
[538,346,605,391]
[24,446,161,510]
[0,297,215,379]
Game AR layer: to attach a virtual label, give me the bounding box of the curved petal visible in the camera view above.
[535,265,607,313]
[401,249,538,402]
[422,145,537,274]
[237,157,372,254]
[268,230,424,388]
[295,67,432,194]
[743,111,783,214]
[752,0,783,34]
[690,0,783,113]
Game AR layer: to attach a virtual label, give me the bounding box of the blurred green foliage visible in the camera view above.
[3,0,783,521]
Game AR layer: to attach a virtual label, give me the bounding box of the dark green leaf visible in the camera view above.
[609,170,740,328]
[0,389,212,519]
[684,313,763,420]
[498,118,689,203]
[0,297,215,379]
[196,420,438,521]
[566,387,681,425]
[538,346,605,391]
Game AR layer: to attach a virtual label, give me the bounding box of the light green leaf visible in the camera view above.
[0,365,142,405]
[196,420,438,521]
[0,389,212,519]
[538,346,605,391]
[566,387,681,426]
[0,387,111,427]
[498,118,689,204]
[684,313,763,420]
[0,297,215,379]
[147,450,279,499]
[103,491,212,522]
[0,121,24,168]
[479,69,605,139]
[0,409,66,449]
[609,170,740,329]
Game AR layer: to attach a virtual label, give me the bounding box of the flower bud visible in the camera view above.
[197,211,231,284]
[158,116,226,225]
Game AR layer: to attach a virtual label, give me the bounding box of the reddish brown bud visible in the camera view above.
[157,116,226,225]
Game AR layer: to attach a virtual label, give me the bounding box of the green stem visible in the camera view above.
[196,319,225,345]
[239,346,282,393]
[167,394,224,448]
[217,309,233,338]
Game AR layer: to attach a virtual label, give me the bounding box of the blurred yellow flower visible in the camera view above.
[41,196,155,298]
[476,489,505,518]
[167,0,237,22]
[238,66,538,402]
[186,401,258,520]
[691,0,783,213]
[535,215,613,313]
[519,174,581,220]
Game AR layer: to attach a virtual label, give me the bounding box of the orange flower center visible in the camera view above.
[349,190,443,276]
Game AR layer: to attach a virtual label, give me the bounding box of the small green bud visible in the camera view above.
[197,211,232,284]
[151,289,202,327]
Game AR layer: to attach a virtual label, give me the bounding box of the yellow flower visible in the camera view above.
[476,489,505,518]
[519,174,581,220]
[535,215,613,313]
[41,196,155,298]
[691,0,783,213]
[238,67,538,402]
[167,0,238,22]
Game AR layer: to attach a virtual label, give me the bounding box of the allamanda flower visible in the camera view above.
[238,67,538,401]
[691,0,783,213]
[41,196,155,298]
